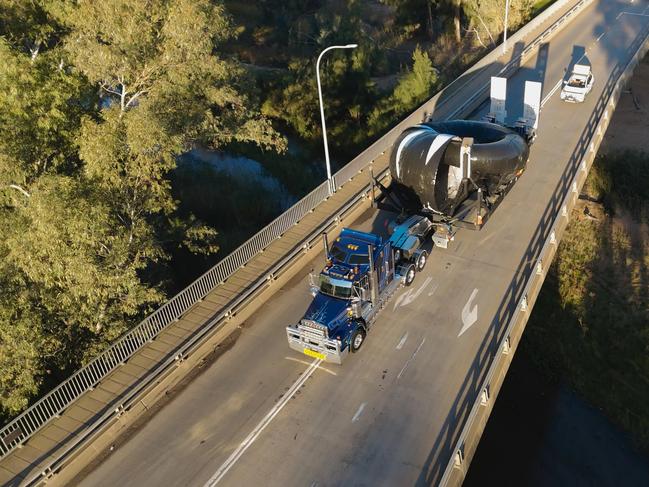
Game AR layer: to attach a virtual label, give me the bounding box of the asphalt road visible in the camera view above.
[78,1,649,486]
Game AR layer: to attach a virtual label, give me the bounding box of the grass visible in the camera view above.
[523,151,649,452]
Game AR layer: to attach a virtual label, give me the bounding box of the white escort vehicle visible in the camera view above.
[560,64,594,103]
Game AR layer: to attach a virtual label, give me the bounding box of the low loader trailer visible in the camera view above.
[286,77,542,363]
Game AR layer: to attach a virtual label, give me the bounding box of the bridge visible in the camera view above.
[2,0,649,485]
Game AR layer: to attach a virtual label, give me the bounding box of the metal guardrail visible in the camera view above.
[0,0,587,463]
[439,18,649,487]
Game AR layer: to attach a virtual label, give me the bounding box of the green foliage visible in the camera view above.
[0,39,94,189]
[0,0,286,418]
[392,46,438,111]
[0,177,164,415]
[463,0,535,44]
[367,47,438,136]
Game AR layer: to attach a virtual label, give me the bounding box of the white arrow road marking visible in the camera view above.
[459,289,479,337]
[352,402,367,422]
[393,277,433,310]
[397,338,426,379]
[396,332,409,350]
[204,359,322,486]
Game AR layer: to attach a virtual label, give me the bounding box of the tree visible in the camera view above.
[0,39,94,195]
[392,47,438,110]
[66,0,286,259]
[463,0,535,46]
[0,0,288,417]
[0,176,165,415]
[367,46,438,134]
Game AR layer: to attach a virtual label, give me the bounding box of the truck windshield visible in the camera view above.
[348,253,369,265]
[330,244,346,262]
[319,276,352,299]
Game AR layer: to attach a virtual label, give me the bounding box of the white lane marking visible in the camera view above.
[204,359,322,486]
[459,289,479,337]
[427,283,439,297]
[396,332,409,350]
[352,402,367,422]
[284,356,337,376]
[541,79,563,107]
[596,31,606,42]
[393,276,433,310]
[397,338,426,379]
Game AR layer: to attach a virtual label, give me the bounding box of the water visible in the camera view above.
[178,147,296,210]
[465,350,649,487]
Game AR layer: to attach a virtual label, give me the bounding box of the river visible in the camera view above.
[464,348,649,486]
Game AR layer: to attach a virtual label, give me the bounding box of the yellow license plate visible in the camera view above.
[303,348,325,360]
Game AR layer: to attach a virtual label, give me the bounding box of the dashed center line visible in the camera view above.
[397,338,426,379]
[396,332,409,350]
[352,402,367,422]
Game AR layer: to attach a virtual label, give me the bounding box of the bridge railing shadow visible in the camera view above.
[417,20,649,487]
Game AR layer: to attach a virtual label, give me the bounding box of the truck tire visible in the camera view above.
[404,263,416,287]
[415,250,428,271]
[351,328,366,353]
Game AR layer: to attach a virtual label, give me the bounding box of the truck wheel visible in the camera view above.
[404,263,416,287]
[416,250,428,271]
[351,328,366,353]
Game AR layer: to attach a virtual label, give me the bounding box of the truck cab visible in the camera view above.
[560,64,594,103]
[286,228,406,364]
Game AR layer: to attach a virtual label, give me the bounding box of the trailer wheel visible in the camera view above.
[351,328,366,353]
[404,263,416,287]
[416,250,428,271]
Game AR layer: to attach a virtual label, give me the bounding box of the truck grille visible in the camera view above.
[299,319,328,339]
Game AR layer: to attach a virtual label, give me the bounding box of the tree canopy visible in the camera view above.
[0,0,284,417]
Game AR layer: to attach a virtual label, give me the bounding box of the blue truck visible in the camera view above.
[286,216,433,364]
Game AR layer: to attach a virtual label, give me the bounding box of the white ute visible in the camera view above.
[560,64,594,103]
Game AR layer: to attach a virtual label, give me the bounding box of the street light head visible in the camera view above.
[345,44,358,48]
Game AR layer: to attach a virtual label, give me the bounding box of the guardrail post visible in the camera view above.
[503,336,511,354]
[480,387,490,406]
[453,448,464,469]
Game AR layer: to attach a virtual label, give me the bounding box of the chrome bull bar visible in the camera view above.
[286,325,348,364]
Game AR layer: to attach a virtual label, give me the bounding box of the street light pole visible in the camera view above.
[503,0,511,53]
[316,43,357,194]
